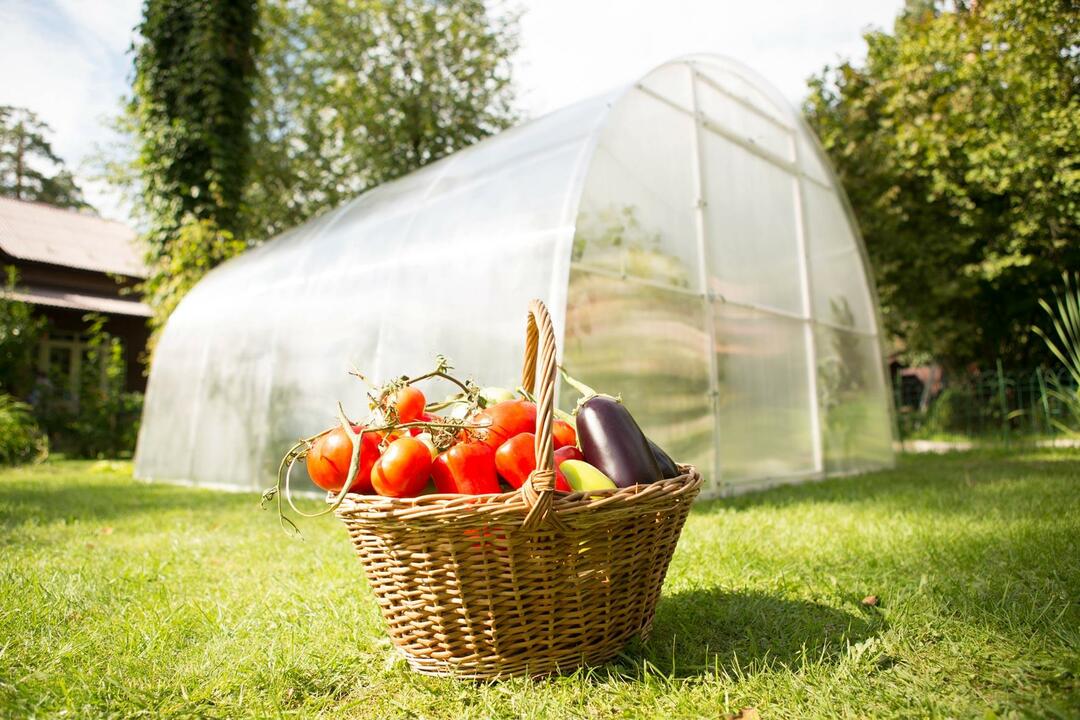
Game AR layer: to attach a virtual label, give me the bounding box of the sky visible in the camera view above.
[0,0,901,224]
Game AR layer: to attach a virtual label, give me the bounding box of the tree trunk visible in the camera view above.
[14,122,23,200]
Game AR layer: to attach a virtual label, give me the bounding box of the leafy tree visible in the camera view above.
[113,0,519,330]
[141,218,246,331]
[805,0,1079,370]
[127,0,260,329]
[243,0,519,240]
[0,106,90,209]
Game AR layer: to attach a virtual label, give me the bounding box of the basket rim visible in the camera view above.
[331,464,701,520]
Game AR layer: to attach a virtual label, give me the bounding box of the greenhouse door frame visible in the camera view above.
[642,61,830,492]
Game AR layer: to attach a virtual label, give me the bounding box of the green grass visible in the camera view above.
[1,451,1078,719]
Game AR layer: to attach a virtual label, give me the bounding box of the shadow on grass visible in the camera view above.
[617,587,882,677]
[690,449,1080,520]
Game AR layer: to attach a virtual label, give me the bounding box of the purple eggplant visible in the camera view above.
[648,437,680,479]
[575,394,662,488]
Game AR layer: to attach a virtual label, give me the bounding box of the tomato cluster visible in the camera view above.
[305,385,587,498]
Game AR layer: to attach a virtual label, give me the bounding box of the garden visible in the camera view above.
[1,1,1078,718]
[1,449,1077,717]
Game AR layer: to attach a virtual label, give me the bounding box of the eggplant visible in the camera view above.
[576,395,662,488]
[647,437,680,479]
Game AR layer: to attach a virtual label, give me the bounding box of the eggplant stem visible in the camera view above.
[558,366,597,399]
[558,366,621,414]
[554,407,576,424]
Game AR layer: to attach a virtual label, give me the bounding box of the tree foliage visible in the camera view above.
[127,0,260,328]
[115,0,519,329]
[141,218,246,332]
[0,267,46,397]
[0,392,47,465]
[243,0,519,240]
[0,106,90,209]
[805,0,1079,370]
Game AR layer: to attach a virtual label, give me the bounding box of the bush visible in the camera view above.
[0,393,47,465]
[923,386,973,436]
[67,389,143,459]
[0,266,46,397]
[34,315,143,459]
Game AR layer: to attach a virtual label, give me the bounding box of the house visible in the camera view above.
[0,197,150,393]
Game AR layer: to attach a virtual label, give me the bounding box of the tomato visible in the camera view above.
[413,431,438,458]
[551,447,576,492]
[305,426,379,493]
[445,440,501,494]
[494,433,534,489]
[391,386,426,424]
[495,432,571,492]
[371,437,432,497]
[430,452,456,494]
[472,400,536,448]
[375,426,404,444]
[407,411,442,436]
[555,444,584,466]
[463,525,505,550]
[552,419,577,449]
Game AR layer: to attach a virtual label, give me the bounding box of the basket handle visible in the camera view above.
[519,299,566,531]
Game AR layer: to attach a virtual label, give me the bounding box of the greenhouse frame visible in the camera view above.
[135,55,895,498]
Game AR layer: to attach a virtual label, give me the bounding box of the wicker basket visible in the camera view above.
[333,299,701,678]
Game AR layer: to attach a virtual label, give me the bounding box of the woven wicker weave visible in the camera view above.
[333,299,702,678]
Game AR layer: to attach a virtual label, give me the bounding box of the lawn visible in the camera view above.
[1,450,1077,719]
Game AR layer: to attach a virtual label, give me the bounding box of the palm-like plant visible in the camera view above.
[1033,273,1080,433]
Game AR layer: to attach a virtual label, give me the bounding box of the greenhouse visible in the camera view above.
[135,54,895,498]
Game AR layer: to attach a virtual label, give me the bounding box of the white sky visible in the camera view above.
[0,0,901,223]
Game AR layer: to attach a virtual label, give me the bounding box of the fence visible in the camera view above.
[892,364,1077,443]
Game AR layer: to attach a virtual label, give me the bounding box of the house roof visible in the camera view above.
[0,197,147,278]
[3,285,152,318]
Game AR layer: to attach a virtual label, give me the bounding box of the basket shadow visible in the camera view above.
[614,587,882,678]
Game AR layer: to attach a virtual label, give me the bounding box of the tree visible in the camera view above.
[804,0,1079,370]
[242,0,519,240]
[112,0,518,330]
[127,0,260,327]
[0,106,90,209]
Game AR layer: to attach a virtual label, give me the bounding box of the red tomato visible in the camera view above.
[552,419,577,449]
[305,426,380,494]
[554,445,584,466]
[445,441,501,494]
[391,386,426,424]
[495,432,571,492]
[371,437,432,497]
[463,525,506,550]
[408,411,442,437]
[472,400,536,448]
[430,452,456,494]
[494,433,535,490]
[551,448,575,492]
[385,429,405,442]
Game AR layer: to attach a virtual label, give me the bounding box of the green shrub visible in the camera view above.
[924,386,973,436]
[0,393,47,465]
[1034,273,1080,434]
[0,266,46,397]
[35,315,143,459]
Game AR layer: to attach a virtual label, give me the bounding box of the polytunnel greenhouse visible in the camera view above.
[135,55,895,498]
